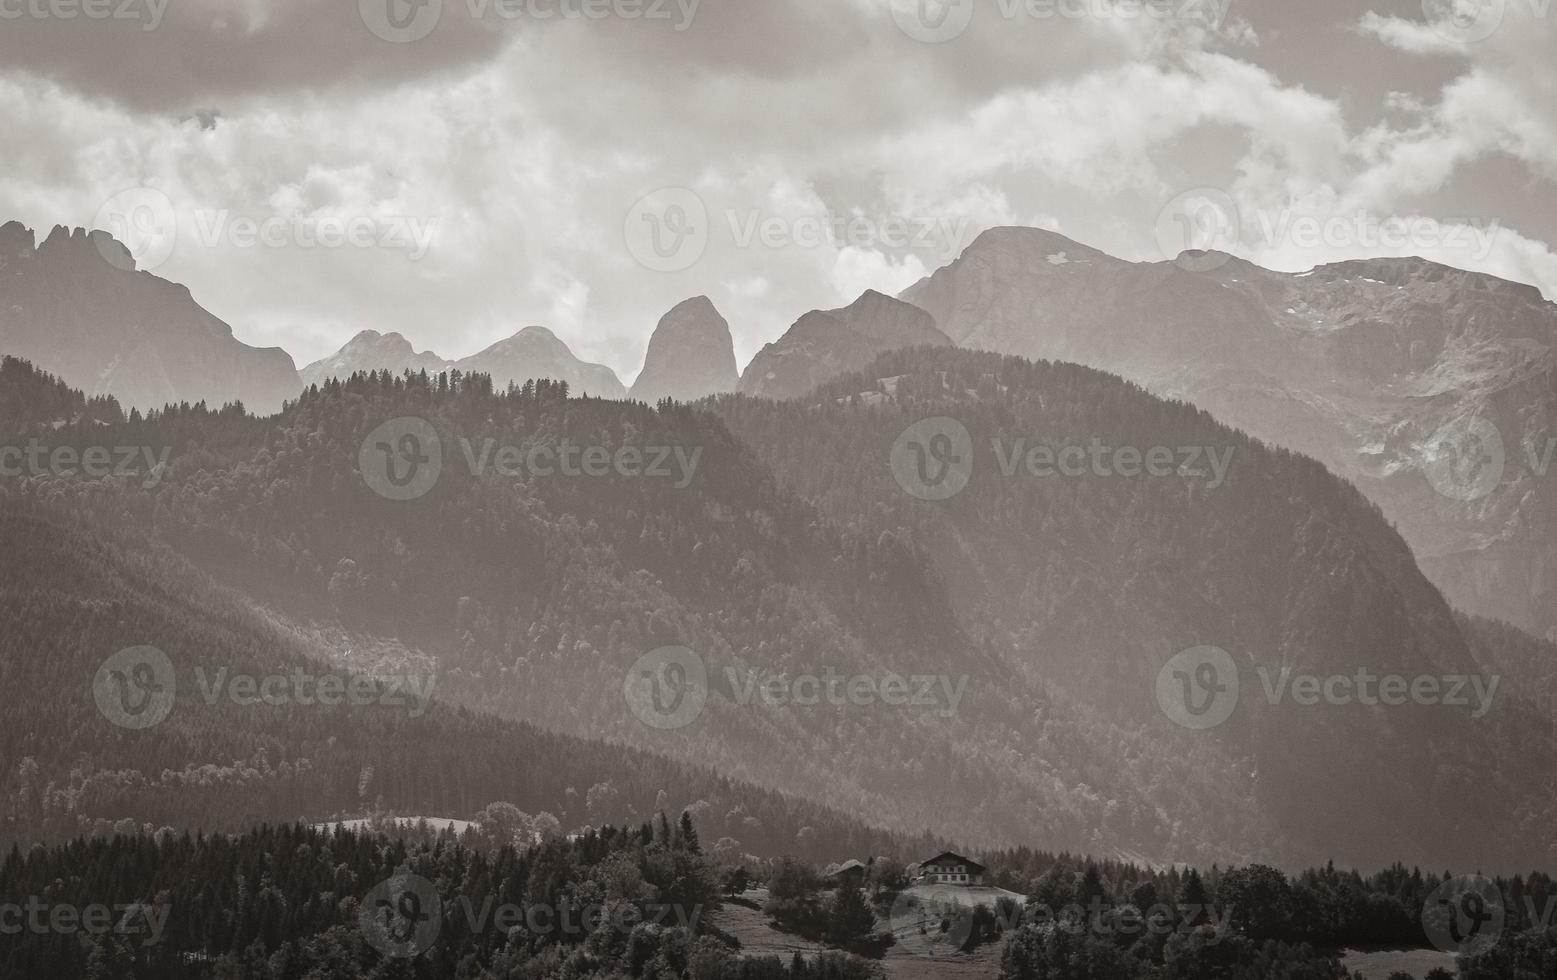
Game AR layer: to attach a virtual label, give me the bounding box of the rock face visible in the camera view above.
[903,226,1557,640]
[452,326,627,399]
[738,289,949,400]
[0,221,301,414]
[299,330,446,387]
[628,296,738,403]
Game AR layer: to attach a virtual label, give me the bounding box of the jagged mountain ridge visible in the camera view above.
[0,221,301,414]
[301,324,628,398]
[902,226,1557,640]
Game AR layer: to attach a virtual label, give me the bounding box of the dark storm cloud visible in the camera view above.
[0,0,1168,115]
[0,0,507,111]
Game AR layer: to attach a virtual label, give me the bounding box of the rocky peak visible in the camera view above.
[738,291,945,400]
[961,225,1112,264]
[300,329,449,386]
[452,326,627,399]
[629,295,738,403]
[0,216,300,414]
[833,289,948,346]
[0,220,36,258]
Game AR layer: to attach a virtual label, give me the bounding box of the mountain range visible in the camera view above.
[5,218,1557,872]
[7,217,1555,642]
[300,324,629,398]
[901,226,1557,642]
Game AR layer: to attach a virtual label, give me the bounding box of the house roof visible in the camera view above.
[919,851,988,873]
[826,859,867,876]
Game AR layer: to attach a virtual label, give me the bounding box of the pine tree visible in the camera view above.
[679,810,701,853]
[828,881,877,945]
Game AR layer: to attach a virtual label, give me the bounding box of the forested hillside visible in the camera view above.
[0,497,928,862]
[713,347,1557,870]
[6,352,1555,871]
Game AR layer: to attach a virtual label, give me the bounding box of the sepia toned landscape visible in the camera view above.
[2,0,1556,977]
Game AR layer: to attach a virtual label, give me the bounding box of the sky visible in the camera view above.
[1,0,1554,382]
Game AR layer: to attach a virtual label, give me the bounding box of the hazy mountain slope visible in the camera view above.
[451,325,627,398]
[629,296,739,403]
[298,328,447,386]
[901,227,1557,642]
[9,367,1075,853]
[6,362,1290,864]
[300,324,628,398]
[14,354,1553,870]
[0,496,920,862]
[0,222,301,414]
[1458,612,1557,723]
[714,346,1557,871]
[739,289,950,399]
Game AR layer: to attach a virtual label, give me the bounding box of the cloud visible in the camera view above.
[0,0,508,112]
[1356,12,1466,55]
[0,0,1553,380]
[830,246,929,301]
